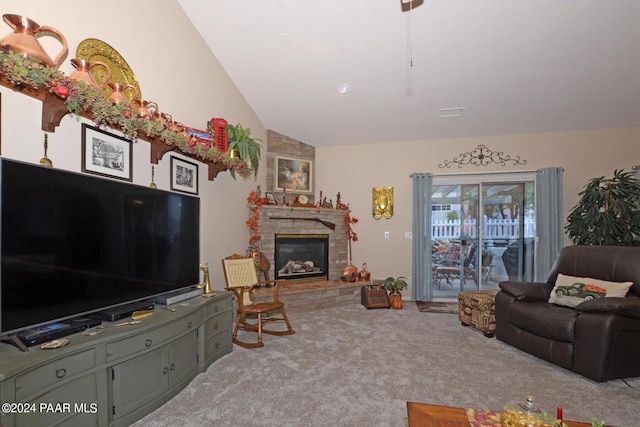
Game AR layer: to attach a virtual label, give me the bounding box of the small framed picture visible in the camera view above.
[275,156,313,194]
[81,123,132,181]
[266,192,276,205]
[170,156,199,195]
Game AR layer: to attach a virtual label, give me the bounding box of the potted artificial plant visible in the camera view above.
[226,123,262,180]
[381,276,408,309]
[565,169,640,246]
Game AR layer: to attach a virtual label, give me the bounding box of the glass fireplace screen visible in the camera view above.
[274,234,329,281]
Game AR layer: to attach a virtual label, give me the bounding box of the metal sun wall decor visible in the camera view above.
[438,144,527,169]
[372,187,394,219]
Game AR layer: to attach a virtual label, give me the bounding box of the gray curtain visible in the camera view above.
[411,173,433,301]
[534,167,564,281]
[634,165,640,180]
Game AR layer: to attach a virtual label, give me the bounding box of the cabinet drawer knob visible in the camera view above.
[162,366,169,375]
[145,338,153,347]
[215,342,219,349]
[187,321,193,329]
[214,323,218,330]
[170,363,175,371]
[214,306,219,312]
[55,368,67,379]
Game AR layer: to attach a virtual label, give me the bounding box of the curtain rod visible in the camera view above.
[409,169,542,178]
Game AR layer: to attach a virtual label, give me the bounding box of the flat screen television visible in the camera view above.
[0,158,200,338]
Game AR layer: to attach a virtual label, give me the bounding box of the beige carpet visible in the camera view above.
[133,304,640,427]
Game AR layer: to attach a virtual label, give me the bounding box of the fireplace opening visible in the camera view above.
[274,234,329,282]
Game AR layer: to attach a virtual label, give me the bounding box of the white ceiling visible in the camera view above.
[178,0,640,148]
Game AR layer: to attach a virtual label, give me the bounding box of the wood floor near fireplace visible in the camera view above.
[252,280,370,313]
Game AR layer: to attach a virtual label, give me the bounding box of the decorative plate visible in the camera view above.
[76,38,141,101]
[40,338,70,349]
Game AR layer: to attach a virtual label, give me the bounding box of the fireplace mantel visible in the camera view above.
[254,205,350,282]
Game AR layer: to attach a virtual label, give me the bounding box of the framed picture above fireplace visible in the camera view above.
[275,156,313,194]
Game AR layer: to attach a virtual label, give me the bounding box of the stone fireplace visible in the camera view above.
[254,205,349,282]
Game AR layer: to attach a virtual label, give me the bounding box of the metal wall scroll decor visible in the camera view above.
[438,144,527,169]
[372,187,394,219]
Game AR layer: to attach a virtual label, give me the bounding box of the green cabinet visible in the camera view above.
[0,293,232,427]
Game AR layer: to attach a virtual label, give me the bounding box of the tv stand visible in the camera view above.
[0,293,232,427]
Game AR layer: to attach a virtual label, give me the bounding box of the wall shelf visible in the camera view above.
[0,74,229,181]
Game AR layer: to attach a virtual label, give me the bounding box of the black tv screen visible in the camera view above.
[0,158,200,336]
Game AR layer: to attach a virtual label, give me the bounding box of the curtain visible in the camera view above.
[634,165,640,180]
[534,167,564,281]
[411,173,433,301]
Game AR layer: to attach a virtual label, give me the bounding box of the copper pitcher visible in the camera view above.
[163,113,184,132]
[132,98,159,119]
[0,14,68,68]
[69,58,111,89]
[106,82,138,105]
[358,262,371,281]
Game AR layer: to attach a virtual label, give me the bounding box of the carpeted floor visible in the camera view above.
[133,303,640,427]
[415,301,459,314]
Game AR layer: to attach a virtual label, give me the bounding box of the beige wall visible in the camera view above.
[0,0,266,289]
[2,2,638,297]
[315,128,640,295]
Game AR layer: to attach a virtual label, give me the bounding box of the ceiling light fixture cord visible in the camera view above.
[409,0,414,67]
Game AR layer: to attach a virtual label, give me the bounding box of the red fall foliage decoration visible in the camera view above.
[246,191,264,245]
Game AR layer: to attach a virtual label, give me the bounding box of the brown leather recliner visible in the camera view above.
[495,245,640,382]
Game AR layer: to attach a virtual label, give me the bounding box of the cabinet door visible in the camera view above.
[110,348,168,422]
[168,332,198,389]
[15,374,98,427]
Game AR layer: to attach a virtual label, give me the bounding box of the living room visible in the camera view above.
[0,1,638,426]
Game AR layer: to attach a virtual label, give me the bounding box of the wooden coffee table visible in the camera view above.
[407,402,592,427]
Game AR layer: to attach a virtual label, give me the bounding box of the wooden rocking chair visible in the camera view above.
[222,254,295,348]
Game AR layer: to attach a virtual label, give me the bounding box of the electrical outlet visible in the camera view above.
[405,231,412,239]
[384,231,390,239]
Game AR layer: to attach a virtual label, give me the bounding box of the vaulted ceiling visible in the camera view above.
[178,0,640,147]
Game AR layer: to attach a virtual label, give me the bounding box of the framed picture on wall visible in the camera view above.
[170,156,199,195]
[81,124,132,181]
[275,156,313,194]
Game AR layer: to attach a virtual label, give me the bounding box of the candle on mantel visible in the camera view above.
[283,187,286,195]
[320,190,323,200]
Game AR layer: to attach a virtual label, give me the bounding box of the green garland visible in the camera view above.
[0,50,257,179]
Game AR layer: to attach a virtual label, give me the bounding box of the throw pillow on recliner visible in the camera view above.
[548,273,633,308]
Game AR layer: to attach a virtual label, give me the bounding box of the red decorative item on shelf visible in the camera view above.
[209,118,228,153]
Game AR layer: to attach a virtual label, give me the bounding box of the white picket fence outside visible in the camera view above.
[431,218,535,239]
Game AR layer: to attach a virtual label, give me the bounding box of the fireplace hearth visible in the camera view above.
[275,234,328,281]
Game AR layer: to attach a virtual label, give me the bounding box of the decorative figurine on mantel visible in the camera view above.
[336,192,349,210]
[322,197,333,209]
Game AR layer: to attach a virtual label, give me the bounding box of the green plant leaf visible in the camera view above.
[566,170,640,246]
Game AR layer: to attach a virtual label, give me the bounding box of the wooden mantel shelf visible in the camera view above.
[0,74,228,181]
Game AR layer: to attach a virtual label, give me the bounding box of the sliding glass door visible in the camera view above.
[430,174,535,300]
